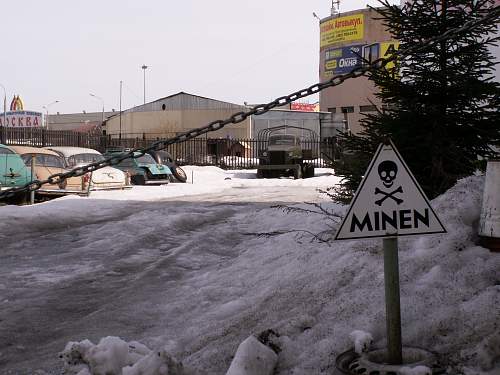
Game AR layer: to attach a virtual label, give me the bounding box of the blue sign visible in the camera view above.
[325,44,364,74]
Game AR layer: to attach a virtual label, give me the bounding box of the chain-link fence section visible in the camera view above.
[0,5,498,200]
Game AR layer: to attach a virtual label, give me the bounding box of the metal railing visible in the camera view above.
[0,128,338,169]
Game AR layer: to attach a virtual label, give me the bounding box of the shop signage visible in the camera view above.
[0,111,44,128]
[320,14,364,48]
[325,44,364,74]
[380,41,400,72]
[291,103,319,112]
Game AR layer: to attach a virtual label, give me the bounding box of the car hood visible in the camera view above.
[90,166,126,184]
[138,163,172,175]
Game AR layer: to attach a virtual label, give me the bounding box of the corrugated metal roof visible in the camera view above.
[124,92,245,113]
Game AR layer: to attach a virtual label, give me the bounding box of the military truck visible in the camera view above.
[256,126,319,179]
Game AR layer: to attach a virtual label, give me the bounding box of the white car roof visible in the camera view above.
[45,147,102,157]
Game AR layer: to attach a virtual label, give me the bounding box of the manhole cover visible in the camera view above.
[335,347,446,375]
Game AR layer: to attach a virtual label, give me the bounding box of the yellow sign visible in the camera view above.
[320,14,364,48]
[325,60,338,70]
[380,41,400,72]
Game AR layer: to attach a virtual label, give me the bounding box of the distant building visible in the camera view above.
[105,92,251,139]
[318,7,396,133]
[49,111,115,133]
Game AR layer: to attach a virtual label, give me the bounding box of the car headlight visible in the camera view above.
[262,152,268,157]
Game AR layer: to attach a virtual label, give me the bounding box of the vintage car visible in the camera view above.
[0,144,31,201]
[104,149,172,185]
[147,150,187,183]
[8,146,90,196]
[46,147,129,190]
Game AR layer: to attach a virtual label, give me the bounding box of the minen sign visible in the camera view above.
[335,140,446,240]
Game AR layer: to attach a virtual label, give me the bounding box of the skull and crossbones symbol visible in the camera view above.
[374,160,404,206]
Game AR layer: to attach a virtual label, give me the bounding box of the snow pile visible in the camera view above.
[0,171,498,374]
[60,336,185,375]
[349,330,373,354]
[399,365,432,375]
[225,335,278,375]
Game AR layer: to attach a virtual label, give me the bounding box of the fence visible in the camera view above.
[0,127,338,169]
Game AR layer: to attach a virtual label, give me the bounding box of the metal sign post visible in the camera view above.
[335,139,446,365]
[30,154,36,205]
[383,237,402,364]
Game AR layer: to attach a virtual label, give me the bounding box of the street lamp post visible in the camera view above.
[42,100,59,130]
[141,65,148,104]
[0,84,6,143]
[89,93,104,124]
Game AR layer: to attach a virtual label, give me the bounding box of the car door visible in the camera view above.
[0,147,30,189]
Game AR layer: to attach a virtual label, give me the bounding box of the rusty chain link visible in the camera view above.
[1,6,499,200]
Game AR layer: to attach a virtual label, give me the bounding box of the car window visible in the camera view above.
[136,154,156,164]
[22,154,65,168]
[0,148,13,155]
[269,135,299,146]
[67,153,105,167]
[116,157,135,168]
[157,151,173,163]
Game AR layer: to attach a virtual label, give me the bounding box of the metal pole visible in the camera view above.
[0,84,6,143]
[30,154,36,205]
[142,65,148,104]
[383,237,403,364]
[119,80,122,140]
[43,101,59,130]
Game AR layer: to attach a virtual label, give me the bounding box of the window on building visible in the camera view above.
[327,107,336,113]
[341,106,355,113]
[359,105,377,112]
[363,43,380,64]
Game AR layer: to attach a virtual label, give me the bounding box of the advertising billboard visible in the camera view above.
[320,14,364,48]
[0,111,44,127]
[325,44,365,74]
[291,103,320,112]
[380,41,400,71]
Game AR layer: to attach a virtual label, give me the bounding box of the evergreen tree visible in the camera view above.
[332,0,500,203]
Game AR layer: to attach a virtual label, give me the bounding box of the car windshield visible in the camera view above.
[156,151,173,163]
[136,154,156,164]
[22,154,65,168]
[269,135,299,146]
[67,153,105,167]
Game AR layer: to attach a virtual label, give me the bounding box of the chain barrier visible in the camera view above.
[0,6,499,200]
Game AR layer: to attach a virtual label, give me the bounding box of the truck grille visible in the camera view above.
[270,151,286,165]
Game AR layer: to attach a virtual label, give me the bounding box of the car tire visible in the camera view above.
[294,166,302,179]
[131,175,146,185]
[303,164,315,178]
[172,166,187,183]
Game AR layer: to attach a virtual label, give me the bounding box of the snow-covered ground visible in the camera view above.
[0,168,498,375]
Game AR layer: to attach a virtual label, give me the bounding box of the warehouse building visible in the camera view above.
[105,92,251,139]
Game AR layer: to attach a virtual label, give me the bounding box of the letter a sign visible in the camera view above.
[335,140,446,240]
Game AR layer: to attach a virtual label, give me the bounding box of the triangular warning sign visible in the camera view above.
[335,140,446,240]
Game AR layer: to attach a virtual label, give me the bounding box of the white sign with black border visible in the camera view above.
[335,140,446,240]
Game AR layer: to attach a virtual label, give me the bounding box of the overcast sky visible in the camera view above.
[1,0,401,114]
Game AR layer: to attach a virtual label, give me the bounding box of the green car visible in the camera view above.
[0,144,31,192]
[104,150,172,185]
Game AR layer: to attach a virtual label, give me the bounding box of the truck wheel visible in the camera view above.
[304,164,315,178]
[257,169,263,179]
[294,166,302,179]
[131,175,146,185]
